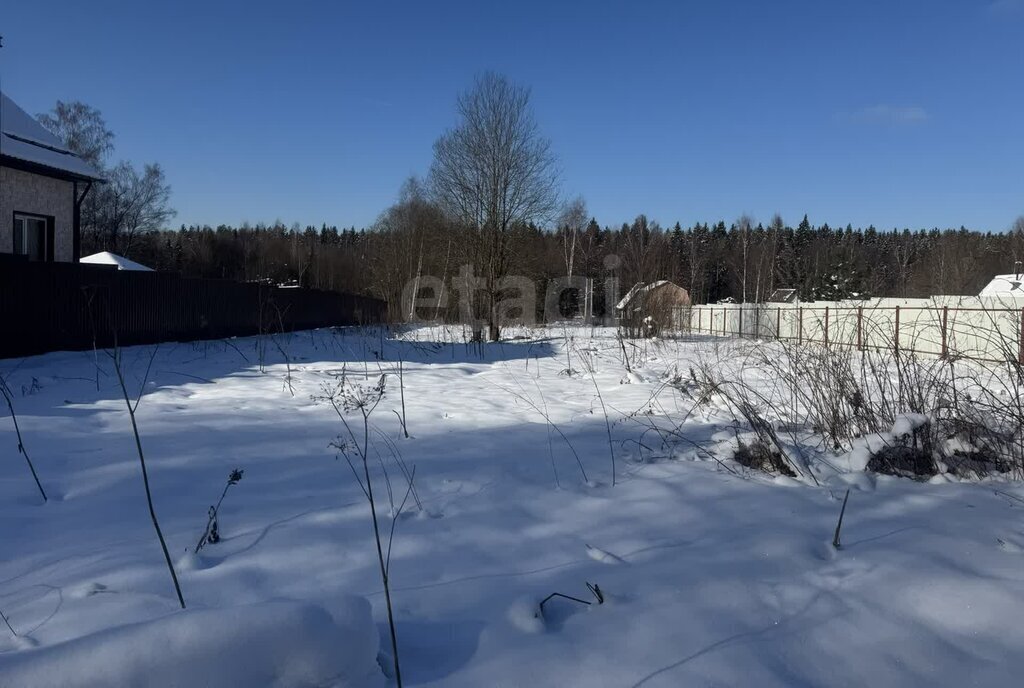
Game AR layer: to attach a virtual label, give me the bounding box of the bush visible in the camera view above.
[866,445,936,479]
[734,441,796,477]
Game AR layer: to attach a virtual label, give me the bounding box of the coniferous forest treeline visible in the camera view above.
[93,200,1024,321]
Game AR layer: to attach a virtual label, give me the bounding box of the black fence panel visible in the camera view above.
[0,260,386,359]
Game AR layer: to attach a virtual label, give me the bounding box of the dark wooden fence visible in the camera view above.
[0,258,386,359]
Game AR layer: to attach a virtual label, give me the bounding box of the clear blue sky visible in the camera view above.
[2,0,1021,232]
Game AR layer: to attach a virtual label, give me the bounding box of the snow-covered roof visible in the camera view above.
[767,288,798,303]
[979,274,1024,297]
[1,93,104,181]
[616,280,675,310]
[80,252,154,271]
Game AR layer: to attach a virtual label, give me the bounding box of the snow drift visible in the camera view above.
[0,599,383,688]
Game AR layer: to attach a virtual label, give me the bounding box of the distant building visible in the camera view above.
[1,92,105,263]
[80,251,154,272]
[766,288,799,303]
[616,280,691,335]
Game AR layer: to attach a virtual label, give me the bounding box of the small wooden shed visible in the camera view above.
[616,280,691,335]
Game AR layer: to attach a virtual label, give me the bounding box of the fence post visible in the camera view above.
[895,306,901,354]
[776,307,782,340]
[824,307,830,347]
[697,307,702,334]
[798,307,803,345]
[941,306,948,359]
[1018,308,1024,365]
[857,306,864,351]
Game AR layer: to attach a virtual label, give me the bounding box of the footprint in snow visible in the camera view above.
[69,582,113,599]
[997,538,1023,553]
[585,544,626,564]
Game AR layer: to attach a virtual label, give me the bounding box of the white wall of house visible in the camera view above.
[0,165,75,262]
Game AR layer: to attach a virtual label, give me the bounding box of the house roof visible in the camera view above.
[80,252,154,271]
[616,280,674,310]
[767,288,798,303]
[980,274,1024,297]
[1,93,105,182]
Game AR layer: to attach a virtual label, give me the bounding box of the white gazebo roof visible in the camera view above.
[80,252,154,272]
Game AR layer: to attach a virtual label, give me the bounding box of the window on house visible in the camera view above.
[13,214,49,261]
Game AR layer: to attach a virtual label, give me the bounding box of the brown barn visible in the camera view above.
[616,280,691,336]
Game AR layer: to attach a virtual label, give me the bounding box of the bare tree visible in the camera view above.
[1012,216,1024,270]
[37,101,113,170]
[767,213,784,295]
[621,214,666,289]
[736,215,754,303]
[39,101,175,255]
[90,162,175,255]
[429,72,560,340]
[558,196,587,279]
[556,196,588,317]
[372,177,448,322]
[686,223,710,303]
[891,230,917,298]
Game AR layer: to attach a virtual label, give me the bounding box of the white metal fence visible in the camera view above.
[685,296,1024,363]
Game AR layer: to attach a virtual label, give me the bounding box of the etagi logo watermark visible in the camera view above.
[401,255,624,326]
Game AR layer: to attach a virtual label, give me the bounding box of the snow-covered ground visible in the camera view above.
[2,326,1024,687]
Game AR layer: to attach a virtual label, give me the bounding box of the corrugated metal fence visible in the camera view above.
[685,297,1024,363]
[0,260,386,359]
